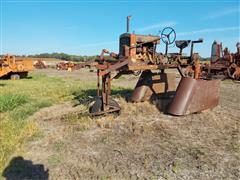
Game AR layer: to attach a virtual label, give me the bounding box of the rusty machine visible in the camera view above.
[56,62,75,71]
[228,42,240,80]
[0,54,33,79]
[88,16,220,116]
[202,41,240,80]
[34,59,47,69]
[56,60,97,71]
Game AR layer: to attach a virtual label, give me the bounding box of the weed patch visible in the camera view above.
[0,73,85,174]
[0,94,28,112]
[48,154,62,167]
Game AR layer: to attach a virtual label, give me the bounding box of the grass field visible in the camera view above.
[0,69,239,179]
[0,72,92,173]
[0,69,132,175]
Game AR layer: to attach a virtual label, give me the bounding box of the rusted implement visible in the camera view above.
[129,71,176,102]
[89,16,220,116]
[56,60,97,71]
[56,62,75,71]
[228,63,240,80]
[0,55,33,79]
[168,77,220,115]
[202,41,240,81]
[227,42,240,80]
[34,59,47,69]
[75,60,98,70]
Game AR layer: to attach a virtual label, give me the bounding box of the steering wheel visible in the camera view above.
[161,27,176,45]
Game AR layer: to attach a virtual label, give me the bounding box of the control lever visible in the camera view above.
[190,38,203,62]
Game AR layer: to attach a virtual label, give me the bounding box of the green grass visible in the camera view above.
[47,154,62,167]
[0,72,87,174]
[53,141,65,152]
[0,71,131,175]
[0,94,28,112]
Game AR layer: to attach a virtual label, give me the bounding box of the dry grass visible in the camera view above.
[0,72,90,173]
[1,69,239,179]
[0,70,130,174]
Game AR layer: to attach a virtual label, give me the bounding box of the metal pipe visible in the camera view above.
[97,69,100,96]
[127,15,131,33]
[165,42,168,55]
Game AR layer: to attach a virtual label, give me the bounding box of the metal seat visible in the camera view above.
[175,40,191,50]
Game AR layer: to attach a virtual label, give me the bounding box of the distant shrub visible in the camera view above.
[27,52,98,62]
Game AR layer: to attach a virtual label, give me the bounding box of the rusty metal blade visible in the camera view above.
[168,77,220,115]
[129,71,176,102]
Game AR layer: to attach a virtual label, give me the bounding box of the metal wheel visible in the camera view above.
[89,96,121,116]
[10,74,20,80]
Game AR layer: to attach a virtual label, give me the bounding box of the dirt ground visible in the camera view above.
[2,69,240,180]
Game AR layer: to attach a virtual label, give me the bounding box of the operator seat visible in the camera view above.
[175,40,191,50]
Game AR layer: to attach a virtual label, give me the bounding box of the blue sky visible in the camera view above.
[0,0,239,57]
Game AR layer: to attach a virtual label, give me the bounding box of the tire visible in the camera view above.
[89,97,103,114]
[10,74,20,80]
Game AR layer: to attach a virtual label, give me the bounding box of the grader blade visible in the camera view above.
[168,77,220,116]
[129,71,176,102]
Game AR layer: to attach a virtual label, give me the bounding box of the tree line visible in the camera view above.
[27,53,97,62]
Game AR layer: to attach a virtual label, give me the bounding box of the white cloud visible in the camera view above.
[178,26,240,36]
[203,7,240,20]
[136,21,177,32]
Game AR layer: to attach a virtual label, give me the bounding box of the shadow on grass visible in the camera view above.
[72,88,133,104]
[23,76,33,79]
[0,83,5,86]
[2,156,49,180]
[0,76,32,80]
[149,91,176,113]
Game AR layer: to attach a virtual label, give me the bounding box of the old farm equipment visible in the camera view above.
[0,55,33,79]
[227,42,240,80]
[89,16,220,116]
[34,59,47,69]
[202,41,240,80]
[56,62,75,71]
[56,60,97,71]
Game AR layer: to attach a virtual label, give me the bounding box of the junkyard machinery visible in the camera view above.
[89,16,220,116]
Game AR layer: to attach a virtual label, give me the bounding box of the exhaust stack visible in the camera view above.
[127,15,131,33]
